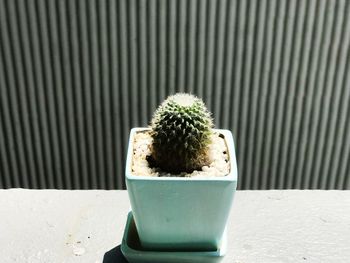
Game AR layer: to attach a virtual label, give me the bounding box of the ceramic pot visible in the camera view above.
[125,127,238,251]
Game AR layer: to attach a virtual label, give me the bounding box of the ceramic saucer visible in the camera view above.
[121,212,227,263]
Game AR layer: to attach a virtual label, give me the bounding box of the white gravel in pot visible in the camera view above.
[131,131,230,177]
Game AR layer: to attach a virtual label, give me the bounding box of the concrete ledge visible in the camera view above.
[0,190,349,262]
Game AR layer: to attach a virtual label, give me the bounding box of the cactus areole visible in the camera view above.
[150,93,213,174]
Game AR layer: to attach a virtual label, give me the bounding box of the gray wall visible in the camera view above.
[0,0,349,190]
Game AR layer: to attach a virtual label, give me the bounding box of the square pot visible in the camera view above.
[125,128,238,251]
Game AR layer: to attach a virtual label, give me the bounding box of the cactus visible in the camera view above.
[150,93,213,173]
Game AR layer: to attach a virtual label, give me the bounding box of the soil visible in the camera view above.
[131,130,230,177]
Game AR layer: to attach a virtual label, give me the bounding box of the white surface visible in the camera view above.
[0,190,349,263]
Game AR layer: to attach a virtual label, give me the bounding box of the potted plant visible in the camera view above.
[125,93,238,251]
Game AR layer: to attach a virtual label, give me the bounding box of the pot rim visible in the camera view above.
[125,127,238,182]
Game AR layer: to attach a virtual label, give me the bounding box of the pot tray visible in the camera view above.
[121,212,227,263]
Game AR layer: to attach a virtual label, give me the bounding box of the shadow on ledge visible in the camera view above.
[103,245,128,263]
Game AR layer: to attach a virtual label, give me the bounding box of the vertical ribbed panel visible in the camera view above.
[0,0,349,189]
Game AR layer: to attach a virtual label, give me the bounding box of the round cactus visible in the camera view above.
[150,93,213,173]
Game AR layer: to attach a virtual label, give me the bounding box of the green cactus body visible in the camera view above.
[150,93,213,174]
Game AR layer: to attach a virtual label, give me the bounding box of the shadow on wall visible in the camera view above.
[103,245,128,263]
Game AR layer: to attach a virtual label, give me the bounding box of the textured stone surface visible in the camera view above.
[0,190,349,262]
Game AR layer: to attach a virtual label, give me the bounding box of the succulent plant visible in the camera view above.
[150,93,213,173]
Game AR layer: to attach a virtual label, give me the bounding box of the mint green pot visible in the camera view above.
[125,128,238,251]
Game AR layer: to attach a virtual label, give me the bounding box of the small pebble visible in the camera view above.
[73,247,85,256]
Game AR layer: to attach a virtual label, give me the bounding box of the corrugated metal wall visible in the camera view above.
[0,0,349,190]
